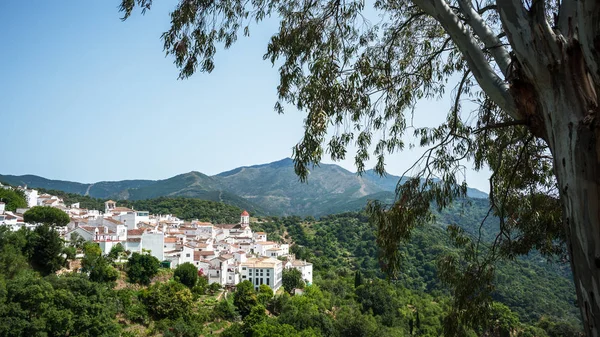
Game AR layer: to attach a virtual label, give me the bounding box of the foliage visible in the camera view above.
[252,213,581,335]
[0,187,27,212]
[257,284,274,306]
[0,204,582,337]
[25,224,66,275]
[81,242,119,283]
[242,304,268,335]
[114,0,600,333]
[126,252,160,285]
[23,206,70,226]
[0,272,120,336]
[174,262,198,289]
[233,280,258,318]
[122,197,250,223]
[208,281,221,294]
[335,305,379,337]
[0,227,29,279]
[213,297,238,320]
[107,243,125,261]
[277,285,336,336]
[282,268,305,294]
[141,281,194,320]
[69,232,87,251]
[161,317,205,337]
[116,288,150,325]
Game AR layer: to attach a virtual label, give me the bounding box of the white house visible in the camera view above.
[141,230,165,261]
[23,189,38,208]
[208,256,230,285]
[287,259,314,285]
[240,257,283,291]
[253,232,267,241]
[254,241,277,256]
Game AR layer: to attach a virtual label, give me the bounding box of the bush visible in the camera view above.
[127,253,160,285]
[174,262,198,289]
[141,281,194,320]
[213,298,238,320]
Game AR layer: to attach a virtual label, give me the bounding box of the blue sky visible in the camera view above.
[0,1,491,192]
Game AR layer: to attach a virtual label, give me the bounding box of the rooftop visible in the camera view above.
[242,257,282,269]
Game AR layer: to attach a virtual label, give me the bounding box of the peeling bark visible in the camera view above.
[551,94,600,337]
[486,2,600,335]
[508,25,600,337]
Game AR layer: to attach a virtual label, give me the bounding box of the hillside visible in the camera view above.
[361,169,489,199]
[215,158,383,215]
[253,212,581,331]
[0,158,488,216]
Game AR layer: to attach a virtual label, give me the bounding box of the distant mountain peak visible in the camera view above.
[249,157,294,169]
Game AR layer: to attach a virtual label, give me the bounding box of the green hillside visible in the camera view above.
[0,202,581,336]
[253,212,581,331]
[38,188,263,220]
[0,174,90,195]
[123,172,221,200]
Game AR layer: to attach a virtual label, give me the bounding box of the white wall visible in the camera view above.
[142,231,165,261]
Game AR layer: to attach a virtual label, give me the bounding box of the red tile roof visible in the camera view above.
[127,229,145,236]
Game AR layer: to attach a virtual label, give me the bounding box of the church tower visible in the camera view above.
[105,200,116,214]
[240,210,250,227]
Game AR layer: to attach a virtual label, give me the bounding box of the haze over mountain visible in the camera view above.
[0,158,487,216]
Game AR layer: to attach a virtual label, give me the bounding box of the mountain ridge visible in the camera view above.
[0,158,488,216]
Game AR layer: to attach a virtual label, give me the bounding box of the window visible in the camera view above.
[186,253,190,257]
[242,267,246,270]
[242,275,246,279]
[266,278,270,286]
[249,278,252,283]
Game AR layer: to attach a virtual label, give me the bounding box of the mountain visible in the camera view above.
[0,158,488,216]
[215,158,383,215]
[0,174,91,195]
[0,174,154,198]
[121,172,265,214]
[361,169,489,199]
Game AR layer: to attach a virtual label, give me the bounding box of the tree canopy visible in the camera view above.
[0,188,27,212]
[282,268,305,294]
[23,206,70,226]
[26,224,66,275]
[127,252,160,285]
[82,242,119,283]
[118,0,600,335]
[174,262,199,289]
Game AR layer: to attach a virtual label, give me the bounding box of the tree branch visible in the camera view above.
[496,0,539,76]
[457,0,511,76]
[412,0,520,120]
[473,120,528,134]
[478,4,497,15]
[557,0,600,97]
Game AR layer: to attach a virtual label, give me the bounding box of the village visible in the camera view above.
[0,183,312,292]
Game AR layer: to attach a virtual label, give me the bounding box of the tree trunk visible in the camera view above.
[533,43,600,336]
[553,116,600,337]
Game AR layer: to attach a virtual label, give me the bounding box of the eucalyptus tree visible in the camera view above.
[118,0,600,334]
